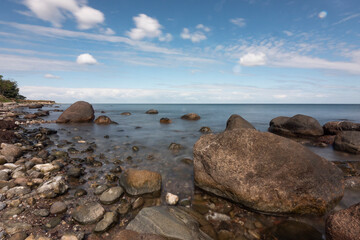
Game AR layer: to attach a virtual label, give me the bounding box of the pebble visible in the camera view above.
[166,192,179,205]
[132,197,144,210]
[50,201,67,214]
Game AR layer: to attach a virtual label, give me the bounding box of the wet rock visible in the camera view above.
[33,163,59,173]
[74,189,87,197]
[181,158,193,165]
[126,206,212,240]
[94,185,109,195]
[181,113,200,121]
[72,202,105,224]
[33,209,50,217]
[0,143,23,162]
[132,146,139,152]
[0,170,9,181]
[145,109,158,114]
[121,112,131,116]
[50,201,67,214]
[56,101,95,123]
[45,216,62,229]
[132,197,144,210]
[28,104,43,109]
[225,114,255,131]
[37,175,68,198]
[269,114,324,138]
[113,230,167,240]
[34,111,49,117]
[9,232,28,240]
[94,115,116,125]
[193,129,344,215]
[94,212,118,233]
[326,202,360,240]
[67,167,82,178]
[3,207,24,218]
[264,220,322,240]
[99,186,124,205]
[160,118,172,124]
[3,221,32,235]
[117,199,131,215]
[334,131,360,154]
[168,143,183,153]
[24,114,37,120]
[6,186,31,198]
[324,121,360,135]
[120,169,162,196]
[199,127,212,133]
[166,193,179,205]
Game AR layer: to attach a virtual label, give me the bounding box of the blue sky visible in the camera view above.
[0,0,359,103]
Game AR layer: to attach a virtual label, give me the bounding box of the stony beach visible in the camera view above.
[0,101,359,240]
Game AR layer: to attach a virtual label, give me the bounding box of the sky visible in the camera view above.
[0,0,359,103]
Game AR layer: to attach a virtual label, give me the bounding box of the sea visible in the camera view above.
[29,103,360,236]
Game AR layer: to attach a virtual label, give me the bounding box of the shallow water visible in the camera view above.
[25,104,360,237]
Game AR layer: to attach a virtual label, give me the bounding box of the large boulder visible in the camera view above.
[0,143,23,162]
[225,114,255,131]
[324,121,360,135]
[269,114,324,138]
[120,169,161,196]
[334,131,360,154]
[181,113,200,121]
[94,115,116,125]
[326,203,360,240]
[126,206,212,240]
[56,101,94,123]
[193,129,344,215]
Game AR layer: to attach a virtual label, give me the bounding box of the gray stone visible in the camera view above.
[334,131,360,154]
[126,206,212,240]
[3,207,24,218]
[37,175,68,197]
[94,185,108,195]
[3,221,32,235]
[225,114,255,131]
[193,129,344,215]
[50,201,67,214]
[0,202,6,211]
[99,186,123,204]
[72,202,105,224]
[0,170,9,181]
[94,212,118,232]
[6,186,31,198]
[33,208,50,217]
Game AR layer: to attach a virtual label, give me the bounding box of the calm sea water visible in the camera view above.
[37,104,360,201]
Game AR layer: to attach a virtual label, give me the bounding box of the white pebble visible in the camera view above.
[166,192,179,205]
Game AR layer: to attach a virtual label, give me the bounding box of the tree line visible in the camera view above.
[0,75,26,100]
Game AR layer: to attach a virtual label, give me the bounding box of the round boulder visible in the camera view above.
[99,186,124,204]
[193,129,344,215]
[326,203,360,240]
[145,109,158,114]
[94,115,116,125]
[72,202,105,224]
[160,118,172,124]
[56,101,94,123]
[120,169,162,196]
[334,131,360,154]
[181,113,200,121]
[324,121,360,135]
[269,114,324,138]
[225,114,255,131]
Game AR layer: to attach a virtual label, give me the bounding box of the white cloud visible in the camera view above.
[44,73,61,79]
[273,94,287,99]
[76,53,97,65]
[73,6,104,30]
[22,0,105,29]
[230,18,246,27]
[102,27,115,35]
[283,30,293,36]
[239,52,267,66]
[318,11,327,19]
[196,24,211,32]
[181,28,207,43]
[333,13,360,25]
[127,14,171,42]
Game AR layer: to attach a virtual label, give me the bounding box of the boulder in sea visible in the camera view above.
[334,131,360,154]
[160,118,172,124]
[56,101,94,123]
[181,113,200,121]
[119,169,161,196]
[94,115,117,125]
[121,112,131,116]
[126,206,212,240]
[28,104,43,109]
[146,109,158,114]
[199,127,212,133]
[225,114,255,131]
[24,114,37,119]
[269,114,324,138]
[193,128,344,215]
[324,121,360,135]
[326,203,360,240]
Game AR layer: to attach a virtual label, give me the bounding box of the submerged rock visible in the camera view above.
[94,115,117,125]
[269,114,324,138]
[160,118,172,124]
[99,186,124,204]
[264,220,323,240]
[126,206,212,240]
[225,114,255,131]
[199,127,212,133]
[181,113,200,121]
[193,129,344,215]
[72,202,105,224]
[326,202,360,240]
[145,109,158,114]
[94,211,118,232]
[334,131,360,154]
[120,169,161,196]
[56,101,94,123]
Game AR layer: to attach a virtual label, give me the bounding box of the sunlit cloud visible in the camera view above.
[76,53,98,65]
[239,52,267,66]
[230,18,246,27]
[318,11,327,19]
[181,24,210,43]
[44,73,61,79]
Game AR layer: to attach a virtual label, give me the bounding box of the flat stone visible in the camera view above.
[72,202,105,224]
[99,186,123,205]
[3,207,24,218]
[94,212,118,233]
[37,175,68,198]
[33,164,59,173]
[50,201,67,214]
[6,186,31,198]
[4,221,32,235]
[120,169,161,196]
[33,209,50,217]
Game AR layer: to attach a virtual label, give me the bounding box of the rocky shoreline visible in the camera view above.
[0,101,359,240]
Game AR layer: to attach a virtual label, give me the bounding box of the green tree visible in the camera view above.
[0,75,26,100]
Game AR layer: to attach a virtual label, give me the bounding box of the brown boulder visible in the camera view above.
[326,203,360,240]
[24,114,37,119]
[28,104,43,109]
[269,114,324,138]
[324,121,360,135]
[181,113,200,121]
[193,129,344,215]
[146,109,158,114]
[94,115,116,125]
[0,143,23,162]
[119,169,162,196]
[225,114,255,131]
[56,101,94,123]
[160,118,172,124]
[334,131,360,154]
